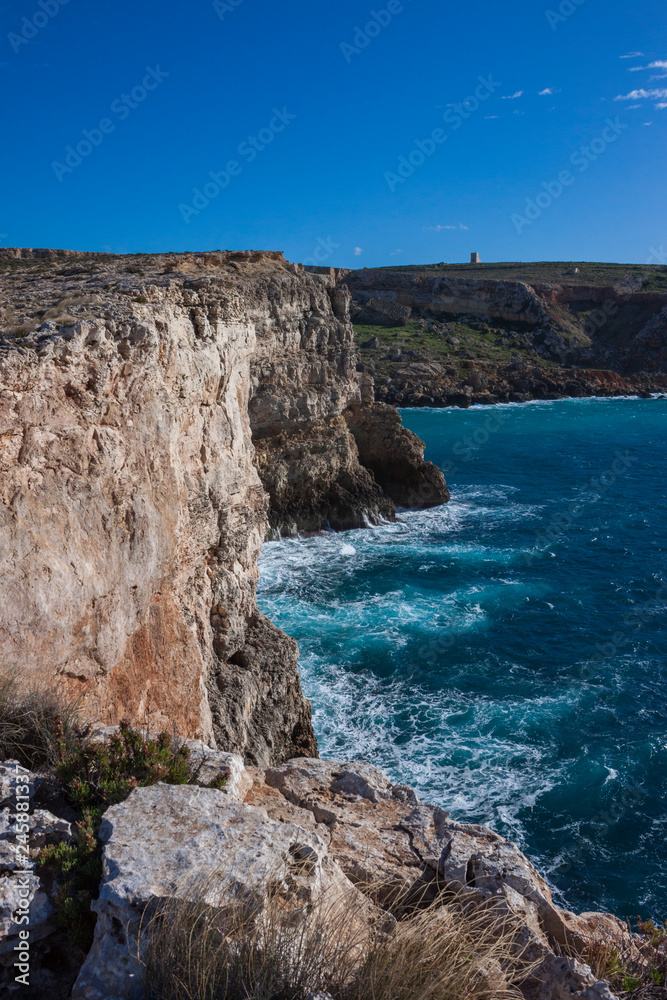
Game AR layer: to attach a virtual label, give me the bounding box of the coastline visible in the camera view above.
[0,250,665,998]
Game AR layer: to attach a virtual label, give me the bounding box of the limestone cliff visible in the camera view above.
[0,249,447,762]
[333,264,667,407]
[342,265,667,370]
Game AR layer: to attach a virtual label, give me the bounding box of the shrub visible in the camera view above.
[40,808,102,950]
[38,721,196,950]
[55,720,191,811]
[0,669,83,769]
[564,917,667,999]
[139,874,534,1000]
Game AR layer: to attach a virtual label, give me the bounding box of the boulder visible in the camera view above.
[72,782,348,1000]
[0,806,72,852]
[254,759,625,1000]
[0,874,53,955]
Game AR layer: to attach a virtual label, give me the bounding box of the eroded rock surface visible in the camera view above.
[72,783,350,1000]
[69,758,629,1000]
[255,759,627,1000]
[0,249,447,759]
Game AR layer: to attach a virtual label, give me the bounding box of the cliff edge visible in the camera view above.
[0,249,448,762]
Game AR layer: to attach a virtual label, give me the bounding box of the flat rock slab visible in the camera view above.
[72,782,332,1000]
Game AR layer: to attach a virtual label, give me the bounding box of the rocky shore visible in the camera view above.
[310,263,667,408]
[0,747,639,1000]
[368,357,661,409]
[1,249,664,999]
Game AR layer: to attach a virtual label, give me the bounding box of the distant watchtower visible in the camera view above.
[470,252,481,264]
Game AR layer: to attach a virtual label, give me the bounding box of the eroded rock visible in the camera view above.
[72,782,351,1000]
[0,250,448,760]
[254,759,627,1000]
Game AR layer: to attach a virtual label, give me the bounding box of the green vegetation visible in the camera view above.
[568,917,667,999]
[40,809,103,949]
[54,719,192,811]
[354,321,553,368]
[368,261,667,293]
[1,671,227,952]
[39,721,195,949]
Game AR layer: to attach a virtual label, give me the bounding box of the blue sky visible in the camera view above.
[1,0,665,267]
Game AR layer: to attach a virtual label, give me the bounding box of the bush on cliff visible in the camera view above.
[140,874,534,1000]
[566,916,667,999]
[0,668,83,768]
[37,722,194,950]
[37,720,202,948]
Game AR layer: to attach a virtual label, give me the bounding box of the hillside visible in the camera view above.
[334,262,667,407]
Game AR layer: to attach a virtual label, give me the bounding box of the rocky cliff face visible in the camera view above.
[343,267,667,370]
[333,265,667,407]
[247,269,447,533]
[4,750,622,1000]
[0,249,447,761]
[347,268,553,331]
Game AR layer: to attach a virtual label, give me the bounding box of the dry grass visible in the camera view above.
[0,668,85,769]
[0,305,34,338]
[139,871,535,1000]
[561,919,667,999]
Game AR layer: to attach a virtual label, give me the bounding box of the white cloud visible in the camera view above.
[501,91,523,99]
[485,115,499,119]
[539,88,554,95]
[424,223,469,232]
[643,122,653,126]
[657,103,667,109]
[620,51,644,58]
[629,59,667,72]
[354,247,363,256]
[389,249,403,256]
[626,104,642,109]
[615,88,667,101]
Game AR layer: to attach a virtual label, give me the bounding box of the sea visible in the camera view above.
[257,397,667,920]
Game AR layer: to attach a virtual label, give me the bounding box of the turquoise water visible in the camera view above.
[257,398,667,919]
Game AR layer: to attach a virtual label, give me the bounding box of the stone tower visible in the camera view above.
[470,252,481,264]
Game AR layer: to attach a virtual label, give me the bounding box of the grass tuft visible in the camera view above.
[562,917,667,999]
[139,873,535,1000]
[0,669,84,769]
